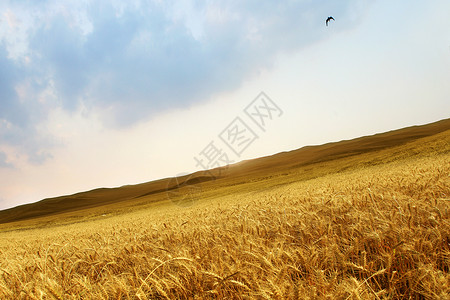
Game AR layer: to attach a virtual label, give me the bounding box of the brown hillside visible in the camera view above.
[0,118,449,225]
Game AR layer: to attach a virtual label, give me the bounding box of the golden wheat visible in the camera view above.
[0,152,449,298]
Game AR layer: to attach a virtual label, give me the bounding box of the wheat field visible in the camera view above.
[0,134,449,299]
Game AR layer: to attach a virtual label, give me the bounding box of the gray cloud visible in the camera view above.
[0,0,369,163]
[0,45,27,127]
[0,42,55,165]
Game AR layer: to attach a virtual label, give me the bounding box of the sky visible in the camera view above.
[0,0,449,210]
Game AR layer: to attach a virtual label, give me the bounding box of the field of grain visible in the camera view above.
[0,136,449,299]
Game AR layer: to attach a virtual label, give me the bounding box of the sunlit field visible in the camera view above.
[0,131,449,299]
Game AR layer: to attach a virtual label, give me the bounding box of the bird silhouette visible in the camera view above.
[326,16,335,26]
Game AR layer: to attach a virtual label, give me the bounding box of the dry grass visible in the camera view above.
[0,143,449,298]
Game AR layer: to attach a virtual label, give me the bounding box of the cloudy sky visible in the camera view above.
[0,0,449,210]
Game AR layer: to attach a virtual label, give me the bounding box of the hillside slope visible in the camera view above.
[0,118,449,224]
[0,125,448,299]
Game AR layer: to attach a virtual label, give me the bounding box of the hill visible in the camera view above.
[0,118,449,298]
[0,118,449,225]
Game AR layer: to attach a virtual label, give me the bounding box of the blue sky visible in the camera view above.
[0,0,449,210]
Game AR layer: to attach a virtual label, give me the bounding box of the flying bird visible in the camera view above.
[326,16,335,26]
